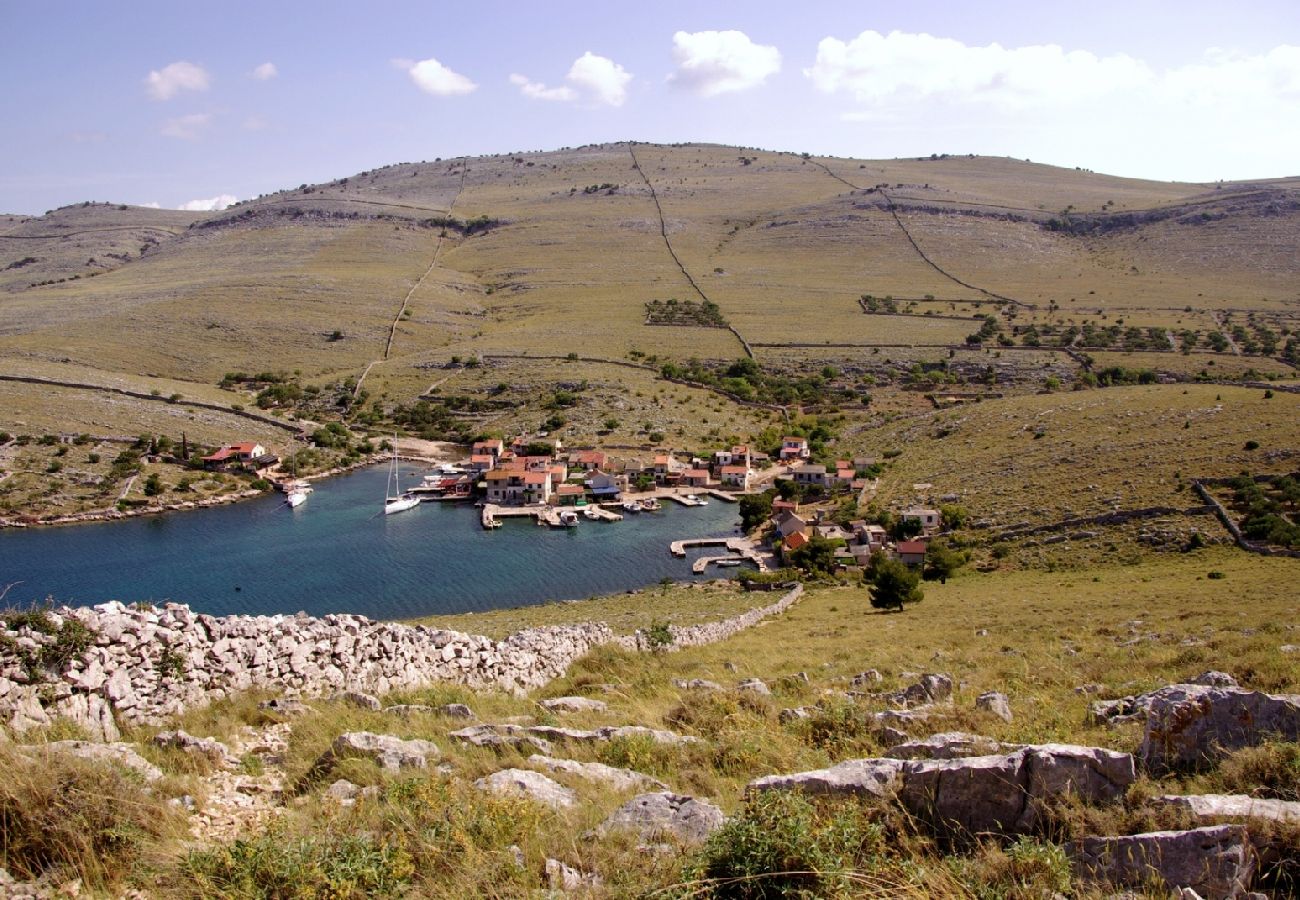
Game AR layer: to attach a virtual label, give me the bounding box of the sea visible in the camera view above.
[0,464,744,620]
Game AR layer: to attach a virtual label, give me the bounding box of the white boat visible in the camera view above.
[685,493,708,505]
[640,498,661,511]
[622,500,641,513]
[558,509,579,527]
[383,441,420,515]
[286,485,310,508]
[284,449,310,509]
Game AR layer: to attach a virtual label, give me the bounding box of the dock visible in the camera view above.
[584,504,623,522]
[693,555,747,573]
[671,536,771,572]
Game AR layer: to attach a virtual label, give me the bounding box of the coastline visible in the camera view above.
[0,443,463,532]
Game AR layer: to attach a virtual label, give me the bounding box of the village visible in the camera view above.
[196,431,953,580]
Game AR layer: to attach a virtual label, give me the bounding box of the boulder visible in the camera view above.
[545,858,603,891]
[737,678,771,696]
[475,768,576,809]
[152,729,238,769]
[885,731,1004,761]
[886,673,952,708]
[538,696,608,714]
[598,792,724,846]
[41,740,162,781]
[382,704,437,718]
[51,692,120,742]
[1139,685,1300,772]
[333,691,382,711]
[527,754,667,791]
[1071,825,1255,899]
[673,678,723,692]
[447,724,553,754]
[976,691,1013,722]
[748,758,903,798]
[258,698,311,717]
[325,732,440,772]
[597,725,700,746]
[1190,671,1238,688]
[850,669,882,686]
[437,703,476,719]
[1153,793,1300,825]
[778,706,812,724]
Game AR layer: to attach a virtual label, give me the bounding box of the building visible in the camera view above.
[484,469,526,505]
[792,463,828,488]
[779,437,810,461]
[902,507,942,530]
[775,511,809,540]
[571,450,608,472]
[553,483,586,506]
[782,530,810,558]
[472,439,505,461]
[682,468,711,488]
[585,470,622,501]
[896,540,929,567]
[719,464,751,490]
[201,442,274,471]
[522,471,552,505]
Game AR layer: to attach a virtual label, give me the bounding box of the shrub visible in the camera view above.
[867,557,923,611]
[643,620,674,651]
[684,789,883,898]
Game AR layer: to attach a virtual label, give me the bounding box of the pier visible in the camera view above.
[670,536,771,572]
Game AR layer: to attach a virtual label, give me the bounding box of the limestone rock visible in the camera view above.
[976,691,1013,722]
[545,858,603,891]
[382,704,437,718]
[42,740,163,781]
[737,678,771,696]
[437,703,476,719]
[1190,671,1238,688]
[1071,825,1255,899]
[673,678,723,692]
[1153,793,1300,824]
[153,729,238,769]
[333,691,382,711]
[475,768,575,809]
[324,779,360,806]
[539,696,608,714]
[1139,684,1300,772]
[448,724,553,754]
[51,692,120,742]
[599,792,724,845]
[886,673,952,708]
[885,731,1003,760]
[778,707,812,724]
[850,669,882,686]
[325,732,440,772]
[528,754,667,791]
[258,698,311,717]
[748,758,903,798]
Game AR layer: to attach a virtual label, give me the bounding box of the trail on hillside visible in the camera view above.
[354,162,468,399]
[627,144,754,359]
[807,159,1034,310]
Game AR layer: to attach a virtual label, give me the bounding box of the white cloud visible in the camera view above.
[565,52,631,106]
[144,61,211,100]
[179,194,237,211]
[511,52,632,107]
[251,62,278,81]
[669,30,781,96]
[159,113,212,140]
[404,56,476,96]
[140,201,161,209]
[509,73,576,102]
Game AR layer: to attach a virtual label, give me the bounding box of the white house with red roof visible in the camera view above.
[779,436,810,461]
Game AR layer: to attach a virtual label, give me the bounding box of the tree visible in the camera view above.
[789,535,838,576]
[867,557,923,611]
[939,504,969,530]
[923,539,966,583]
[738,491,774,531]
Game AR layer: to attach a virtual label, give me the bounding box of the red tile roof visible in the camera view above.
[896,541,929,554]
[784,531,810,550]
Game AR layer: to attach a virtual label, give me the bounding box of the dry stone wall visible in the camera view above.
[0,585,802,741]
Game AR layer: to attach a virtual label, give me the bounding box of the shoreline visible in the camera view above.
[0,445,462,533]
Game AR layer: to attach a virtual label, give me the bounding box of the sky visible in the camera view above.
[2,0,1298,214]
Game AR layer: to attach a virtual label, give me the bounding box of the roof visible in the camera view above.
[653,454,670,465]
[574,450,606,464]
[202,447,235,461]
[720,465,749,475]
[523,472,550,485]
[555,484,585,495]
[837,468,855,479]
[470,454,494,464]
[903,507,940,517]
[784,531,810,550]
[231,442,261,453]
[684,468,710,478]
[484,468,513,481]
[794,464,827,474]
[772,499,797,510]
[896,540,929,554]
[473,439,503,451]
[782,436,808,445]
[730,445,749,454]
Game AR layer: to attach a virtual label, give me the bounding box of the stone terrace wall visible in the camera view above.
[0,585,802,741]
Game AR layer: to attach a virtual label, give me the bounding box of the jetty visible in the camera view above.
[585,504,623,522]
[671,536,771,572]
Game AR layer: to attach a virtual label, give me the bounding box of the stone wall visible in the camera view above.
[0,585,803,741]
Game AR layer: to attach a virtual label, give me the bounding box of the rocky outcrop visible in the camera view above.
[527,754,667,791]
[598,792,725,845]
[1153,793,1300,825]
[475,768,576,809]
[153,729,238,769]
[538,696,607,714]
[885,731,1004,760]
[39,740,163,781]
[319,732,440,773]
[748,758,904,798]
[975,691,1013,722]
[1139,684,1300,772]
[1071,825,1256,899]
[0,585,803,741]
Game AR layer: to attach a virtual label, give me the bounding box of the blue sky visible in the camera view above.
[2,0,1298,213]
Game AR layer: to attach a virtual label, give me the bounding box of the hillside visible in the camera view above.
[0,142,1297,531]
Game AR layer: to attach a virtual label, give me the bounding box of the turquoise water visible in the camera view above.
[0,464,745,620]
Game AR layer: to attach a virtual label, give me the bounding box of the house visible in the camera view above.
[902,507,942,531]
[468,454,496,473]
[652,454,685,485]
[202,442,271,471]
[553,483,586,506]
[853,522,888,549]
[484,469,527,505]
[772,498,797,516]
[522,471,552,505]
[713,445,752,468]
[782,530,810,558]
[779,437,810,461]
[585,470,622,500]
[472,439,505,461]
[834,466,856,487]
[571,450,608,472]
[815,524,851,542]
[792,463,828,487]
[719,465,751,490]
[896,540,929,567]
[682,468,711,488]
[775,511,808,540]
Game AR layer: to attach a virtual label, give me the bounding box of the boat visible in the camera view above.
[622,500,641,513]
[383,441,420,515]
[583,505,602,520]
[284,447,310,509]
[685,493,708,506]
[558,509,580,527]
[640,498,661,512]
[715,558,744,567]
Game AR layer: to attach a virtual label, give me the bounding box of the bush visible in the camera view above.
[685,789,883,898]
[867,557,923,611]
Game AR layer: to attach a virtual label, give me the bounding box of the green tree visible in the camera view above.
[789,535,839,576]
[738,491,774,531]
[867,557,923,611]
[923,539,966,583]
[142,473,163,496]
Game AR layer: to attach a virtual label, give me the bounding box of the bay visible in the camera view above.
[0,464,745,620]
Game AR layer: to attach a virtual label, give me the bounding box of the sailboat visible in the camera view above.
[383,440,420,515]
[284,445,311,508]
